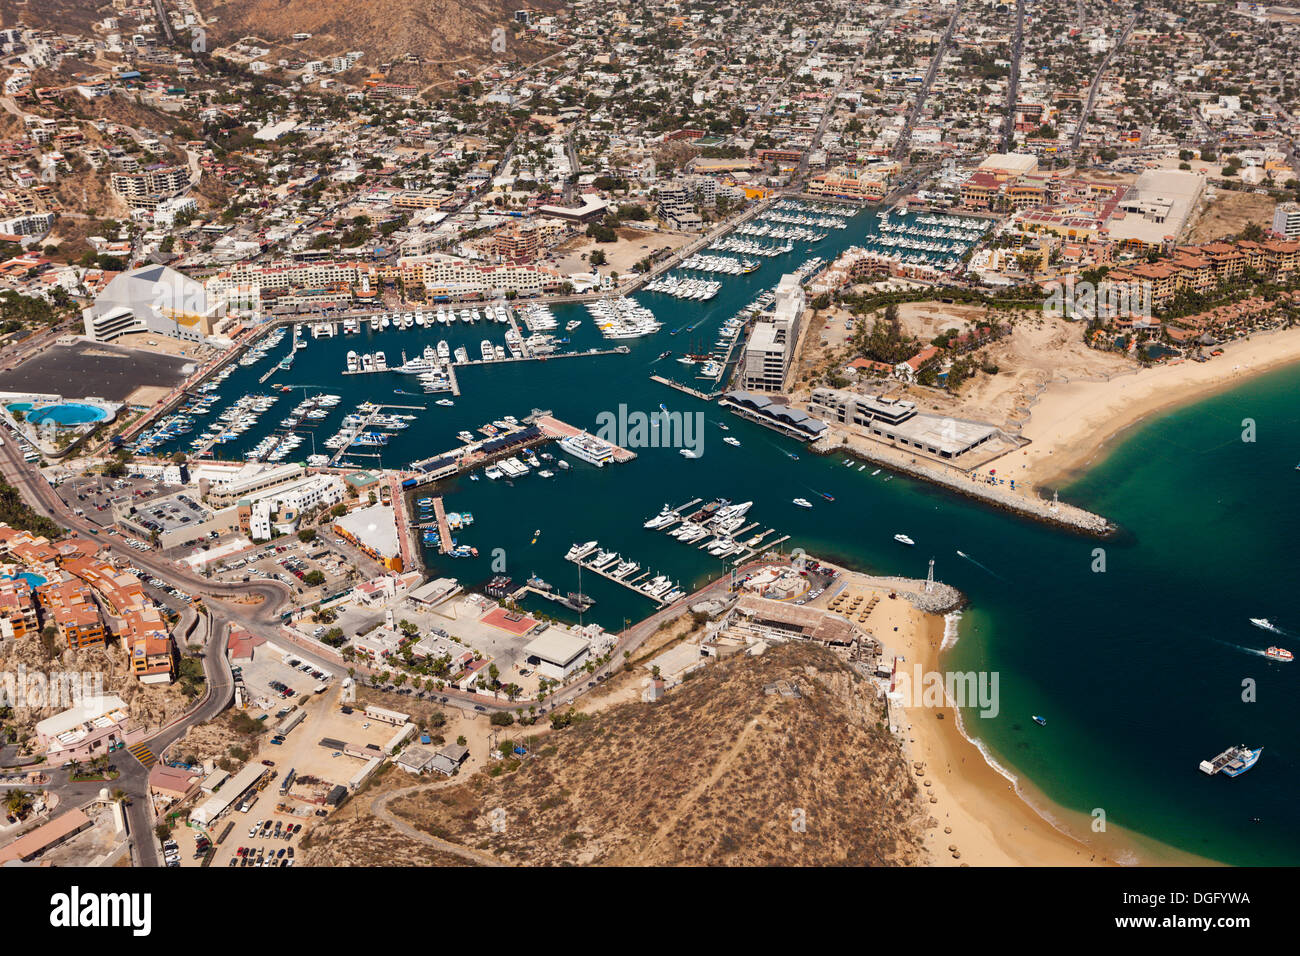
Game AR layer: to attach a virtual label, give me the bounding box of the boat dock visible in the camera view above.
[456,345,631,368]
[533,414,638,463]
[512,582,595,613]
[430,496,452,555]
[564,552,675,607]
[327,402,425,467]
[650,375,722,401]
[732,534,790,564]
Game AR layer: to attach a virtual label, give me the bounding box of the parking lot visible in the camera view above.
[57,473,160,524]
[213,539,352,605]
[235,645,333,711]
[126,491,209,538]
[194,783,319,870]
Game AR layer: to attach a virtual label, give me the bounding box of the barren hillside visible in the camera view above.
[203,0,562,82]
[344,642,931,866]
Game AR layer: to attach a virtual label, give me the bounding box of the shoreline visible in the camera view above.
[992,324,1300,493]
[889,606,1217,866]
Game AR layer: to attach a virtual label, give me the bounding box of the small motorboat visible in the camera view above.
[894,534,915,546]
[792,498,812,508]
[680,449,700,459]
[723,436,740,447]
[1032,715,1047,727]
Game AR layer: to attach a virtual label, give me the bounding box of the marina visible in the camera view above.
[564,540,683,608]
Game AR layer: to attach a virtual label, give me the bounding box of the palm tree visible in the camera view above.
[5,789,31,817]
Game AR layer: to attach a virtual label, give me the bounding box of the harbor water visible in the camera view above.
[151,203,1300,865]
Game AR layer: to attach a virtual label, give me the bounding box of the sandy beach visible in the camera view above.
[991,325,1300,492]
[890,606,1218,866]
[814,568,1213,866]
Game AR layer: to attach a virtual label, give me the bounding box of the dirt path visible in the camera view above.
[371,778,505,867]
[639,704,774,858]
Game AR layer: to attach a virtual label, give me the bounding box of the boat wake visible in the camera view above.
[941,610,963,651]
[956,549,1005,581]
[1211,638,1272,659]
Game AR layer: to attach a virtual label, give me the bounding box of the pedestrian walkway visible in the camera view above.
[128,742,157,768]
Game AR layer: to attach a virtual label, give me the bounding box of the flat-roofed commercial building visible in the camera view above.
[809,388,918,427]
[190,763,267,825]
[0,808,92,864]
[721,390,828,441]
[522,626,591,681]
[809,387,1000,460]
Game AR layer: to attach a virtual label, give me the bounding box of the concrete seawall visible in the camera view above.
[814,431,1114,538]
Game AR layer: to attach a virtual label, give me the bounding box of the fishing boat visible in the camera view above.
[894,534,915,546]
[1032,715,1047,727]
[792,498,812,508]
[1265,646,1294,662]
[1199,745,1262,777]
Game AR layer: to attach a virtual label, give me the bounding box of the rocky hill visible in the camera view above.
[204,0,563,83]
[348,642,931,866]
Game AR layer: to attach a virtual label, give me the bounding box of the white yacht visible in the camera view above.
[566,540,598,560]
[643,504,678,529]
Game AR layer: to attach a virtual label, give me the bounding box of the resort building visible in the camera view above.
[35,579,107,649]
[109,164,191,210]
[807,166,891,201]
[82,264,221,343]
[35,694,134,766]
[0,575,38,640]
[739,273,805,392]
[398,253,564,299]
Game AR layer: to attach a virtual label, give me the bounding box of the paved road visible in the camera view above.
[1000,0,1024,153]
[0,440,293,864]
[894,1,962,163]
[1070,13,1138,154]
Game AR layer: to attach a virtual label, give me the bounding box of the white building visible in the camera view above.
[522,627,591,681]
[83,264,220,343]
[740,273,805,392]
[1273,201,1300,240]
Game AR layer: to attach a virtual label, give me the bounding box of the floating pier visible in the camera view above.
[650,374,722,401]
[564,552,676,607]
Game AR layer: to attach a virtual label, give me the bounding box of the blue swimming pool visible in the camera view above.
[3,572,47,588]
[26,403,109,427]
